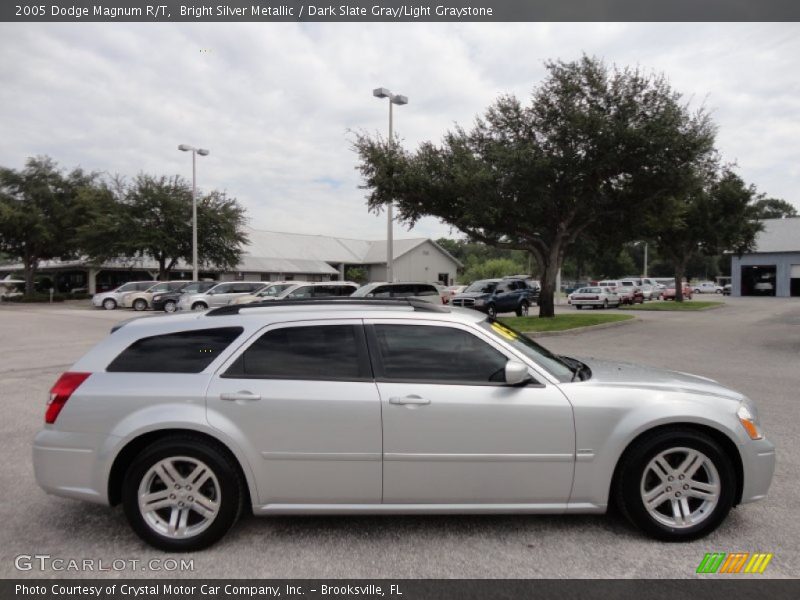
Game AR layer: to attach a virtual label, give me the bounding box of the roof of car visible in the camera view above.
[110,299,485,336]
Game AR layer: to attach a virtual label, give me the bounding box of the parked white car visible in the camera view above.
[91,281,157,310]
[570,287,621,309]
[178,282,267,311]
[692,282,723,294]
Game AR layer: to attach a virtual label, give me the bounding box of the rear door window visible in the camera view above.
[225,325,371,380]
[107,327,243,373]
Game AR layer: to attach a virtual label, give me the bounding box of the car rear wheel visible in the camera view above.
[191,302,208,311]
[576,305,583,310]
[122,435,244,552]
[614,429,735,541]
[133,299,147,311]
[603,299,609,309]
[102,298,116,310]
[163,300,177,313]
[515,301,529,317]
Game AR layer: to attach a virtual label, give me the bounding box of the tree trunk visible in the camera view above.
[537,243,563,318]
[674,264,686,302]
[158,256,167,281]
[538,266,558,317]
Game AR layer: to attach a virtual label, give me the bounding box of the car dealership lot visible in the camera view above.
[0,298,797,578]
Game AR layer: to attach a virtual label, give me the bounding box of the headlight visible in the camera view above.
[737,403,763,440]
[475,299,486,307]
[153,295,162,301]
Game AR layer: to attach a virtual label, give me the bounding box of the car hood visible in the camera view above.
[454,292,490,299]
[575,357,745,402]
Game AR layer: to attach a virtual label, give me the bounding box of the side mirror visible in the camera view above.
[505,360,532,386]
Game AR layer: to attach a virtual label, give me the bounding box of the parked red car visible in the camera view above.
[662,283,693,300]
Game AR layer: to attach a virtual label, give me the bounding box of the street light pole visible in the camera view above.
[373,87,408,283]
[644,242,649,278]
[178,144,210,281]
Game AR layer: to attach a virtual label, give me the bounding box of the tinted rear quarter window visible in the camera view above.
[107,327,243,373]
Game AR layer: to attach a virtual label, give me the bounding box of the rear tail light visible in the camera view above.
[46,372,91,424]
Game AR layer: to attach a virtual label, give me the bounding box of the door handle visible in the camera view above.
[220,391,262,402]
[389,395,431,406]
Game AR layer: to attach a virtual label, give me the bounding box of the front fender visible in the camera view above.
[564,385,747,507]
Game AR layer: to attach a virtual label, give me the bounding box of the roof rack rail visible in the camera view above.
[205,297,450,316]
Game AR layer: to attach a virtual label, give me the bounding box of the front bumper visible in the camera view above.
[33,429,116,505]
[739,436,776,504]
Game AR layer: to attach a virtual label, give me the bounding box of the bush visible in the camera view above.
[3,293,66,303]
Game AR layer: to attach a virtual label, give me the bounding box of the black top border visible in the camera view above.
[3,1,800,23]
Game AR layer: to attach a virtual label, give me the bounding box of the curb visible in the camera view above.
[521,316,638,338]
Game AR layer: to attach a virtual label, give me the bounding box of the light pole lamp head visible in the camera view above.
[197,149,210,156]
[178,144,193,152]
[373,87,391,99]
[391,94,408,106]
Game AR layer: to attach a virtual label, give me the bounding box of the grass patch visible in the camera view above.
[499,313,635,332]
[619,301,724,311]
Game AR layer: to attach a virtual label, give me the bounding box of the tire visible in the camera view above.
[515,301,529,317]
[486,304,497,319]
[603,299,609,309]
[163,300,177,313]
[133,299,147,311]
[191,302,208,311]
[122,435,244,552]
[576,305,583,310]
[102,298,117,310]
[614,428,735,542]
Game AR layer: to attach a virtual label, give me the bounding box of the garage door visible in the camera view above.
[792,265,800,297]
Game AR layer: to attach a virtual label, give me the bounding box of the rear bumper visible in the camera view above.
[33,429,116,505]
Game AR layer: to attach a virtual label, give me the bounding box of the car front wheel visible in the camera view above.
[163,300,177,313]
[486,304,497,319]
[614,429,735,541]
[191,302,208,311]
[102,298,116,310]
[122,435,244,552]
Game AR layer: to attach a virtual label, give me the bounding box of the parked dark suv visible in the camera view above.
[451,278,536,318]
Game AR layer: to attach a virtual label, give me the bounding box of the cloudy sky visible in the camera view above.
[1,22,798,241]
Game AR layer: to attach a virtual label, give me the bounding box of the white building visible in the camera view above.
[0,227,462,294]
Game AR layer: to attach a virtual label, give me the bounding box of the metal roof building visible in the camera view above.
[730,217,800,297]
[0,227,463,294]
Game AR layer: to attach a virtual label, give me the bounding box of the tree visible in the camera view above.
[753,197,797,220]
[0,157,95,294]
[355,56,715,316]
[78,174,248,280]
[345,266,368,284]
[650,168,762,301]
[462,258,526,283]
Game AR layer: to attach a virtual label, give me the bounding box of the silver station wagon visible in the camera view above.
[33,299,775,551]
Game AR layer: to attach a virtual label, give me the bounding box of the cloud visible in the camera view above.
[0,22,798,242]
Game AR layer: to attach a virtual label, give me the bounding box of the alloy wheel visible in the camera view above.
[137,456,221,539]
[639,447,720,529]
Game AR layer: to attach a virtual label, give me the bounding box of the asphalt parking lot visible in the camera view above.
[0,297,798,579]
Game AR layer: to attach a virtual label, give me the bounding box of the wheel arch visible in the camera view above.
[107,428,253,510]
[608,422,744,509]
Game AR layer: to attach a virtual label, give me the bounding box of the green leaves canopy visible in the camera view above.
[355,56,716,316]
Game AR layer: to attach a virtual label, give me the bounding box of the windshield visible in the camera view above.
[479,320,574,382]
[116,283,137,292]
[465,280,498,293]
